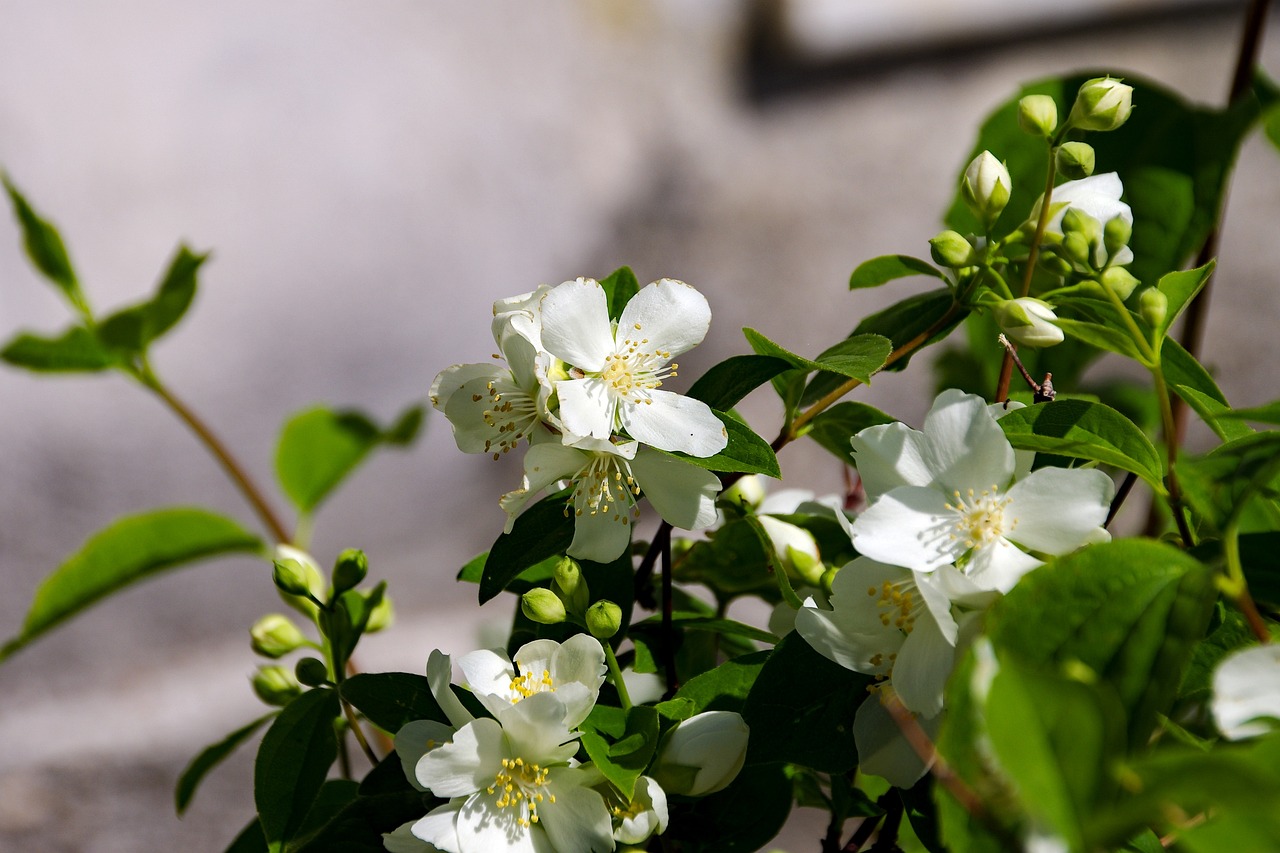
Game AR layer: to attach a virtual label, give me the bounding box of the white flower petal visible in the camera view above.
[851,486,962,572]
[567,505,633,563]
[892,613,955,717]
[419,718,505,798]
[620,389,728,456]
[455,794,542,853]
[443,375,536,456]
[913,570,961,645]
[614,775,668,844]
[1212,644,1280,740]
[539,768,616,852]
[388,817,444,852]
[458,649,520,719]
[853,698,940,788]
[1004,467,1114,555]
[920,389,1015,494]
[410,801,464,853]
[431,363,506,412]
[547,634,607,725]
[617,278,712,359]
[630,448,721,531]
[556,377,617,441]
[396,720,456,792]
[795,558,906,674]
[850,422,935,502]
[493,692,580,765]
[538,278,615,371]
[427,650,475,730]
[964,537,1043,593]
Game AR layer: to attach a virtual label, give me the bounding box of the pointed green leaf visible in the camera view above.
[997,398,1165,489]
[580,705,659,800]
[687,354,794,411]
[176,713,276,815]
[3,175,87,315]
[850,254,946,289]
[840,288,964,380]
[97,245,207,354]
[1054,317,1147,363]
[1153,262,1214,341]
[1213,399,1280,425]
[1,508,263,661]
[1,325,117,372]
[254,688,341,852]
[742,328,890,384]
[339,672,447,733]
[276,403,424,513]
[480,492,574,603]
[599,266,640,320]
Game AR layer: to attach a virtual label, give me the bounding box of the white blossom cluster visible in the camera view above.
[432,278,729,563]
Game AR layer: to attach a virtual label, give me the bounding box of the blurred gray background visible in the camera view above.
[1,1,1278,850]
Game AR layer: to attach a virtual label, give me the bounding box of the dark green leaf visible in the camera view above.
[847,288,964,376]
[3,174,87,314]
[802,401,894,463]
[255,688,342,852]
[97,245,206,354]
[599,266,640,321]
[672,517,779,603]
[632,613,778,646]
[687,354,795,411]
[176,713,276,815]
[665,764,792,853]
[743,514,803,609]
[1153,263,1214,341]
[1239,532,1280,608]
[1,325,117,372]
[457,552,558,592]
[1,507,263,661]
[997,398,1164,489]
[276,404,423,513]
[288,772,428,853]
[1178,605,1255,704]
[742,328,890,384]
[1054,317,1148,364]
[225,817,268,853]
[666,411,780,477]
[291,779,359,845]
[340,672,447,734]
[479,492,573,604]
[580,705,659,800]
[670,649,769,715]
[850,255,946,290]
[1214,399,1280,425]
[741,633,868,771]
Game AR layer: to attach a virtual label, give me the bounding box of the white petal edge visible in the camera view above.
[538,278,615,371]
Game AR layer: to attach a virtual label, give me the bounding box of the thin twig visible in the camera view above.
[1106,471,1139,528]
[842,810,883,853]
[660,532,678,699]
[341,698,380,768]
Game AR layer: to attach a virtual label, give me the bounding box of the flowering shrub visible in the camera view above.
[4,49,1280,853]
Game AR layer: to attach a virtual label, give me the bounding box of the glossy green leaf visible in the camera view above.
[224,817,268,853]
[846,288,964,376]
[741,633,868,771]
[288,774,427,853]
[599,266,640,320]
[3,174,88,314]
[743,514,803,609]
[1,325,117,372]
[276,403,424,513]
[1054,317,1147,364]
[580,705,659,800]
[666,411,780,477]
[176,713,276,815]
[339,673,447,733]
[631,613,778,646]
[742,328,890,386]
[0,508,263,661]
[986,539,1215,749]
[97,245,206,354]
[672,517,779,603]
[254,688,342,852]
[665,764,792,853]
[669,649,769,715]
[686,354,794,411]
[801,401,894,463]
[997,398,1164,488]
[1180,432,1280,535]
[1215,399,1280,425]
[850,254,946,289]
[480,492,573,604]
[1152,263,1214,341]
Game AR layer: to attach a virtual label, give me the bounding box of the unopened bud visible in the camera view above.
[273,559,315,598]
[1099,267,1140,301]
[1060,207,1102,245]
[961,151,1012,227]
[521,588,567,625]
[929,230,975,268]
[585,600,623,639]
[250,613,308,658]
[552,556,590,615]
[1062,232,1094,268]
[1055,142,1095,180]
[252,664,301,706]
[721,475,765,511]
[1068,77,1134,133]
[1103,215,1132,260]
[332,548,368,594]
[1018,95,1059,138]
[295,656,330,687]
[1139,287,1169,330]
[273,546,327,617]
[365,594,394,633]
[994,298,1065,348]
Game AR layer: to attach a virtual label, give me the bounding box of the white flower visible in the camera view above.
[1212,644,1280,740]
[500,436,720,564]
[962,151,1012,226]
[458,635,607,730]
[849,390,1114,594]
[1045,173,1133,266]
[412,693,615,853]
[608,776,668,845]
[538,277,728,457]
[994,298,1064,348]
[852,693,942,789]
[649,711,749,796]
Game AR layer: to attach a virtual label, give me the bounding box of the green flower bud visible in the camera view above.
[1068,77,1134,132]
[1103,214,1132,260]
[1099,267,1141,301]
[332,548,368,594]
[295,656,330,687]
[961,151,1012,227]
[1018,94,1059,138]
[994,298,1064,348]
[252,664,301,706]
[1040,252,1075,277]
[552,556,590,615]
[585,600,623,639]
[273,546,327,617]
[1062,232,1094,268]
[365,593,394,633]
[1055,142,1095,180]
[1060,207,1102,245]
[1139,287,1169,330]
[929,230,975,268]
[787,544,825,587]
[521,588,567,625]
[272,559,313,598]
[250,613,308,658]
[720,475,765,511]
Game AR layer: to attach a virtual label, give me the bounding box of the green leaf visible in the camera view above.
[1,507,263,661]
[254,688,342,852]
[801,401,894,463]
[672,517,779,603]
[1180,432,1280,535]
[985,539,1215,749]
[850,254,946,290]
[687,354,795,411]
[632,613,779,646]
[224,817,268,853]
[3,174,87,314]
[1152,263,1214,341]
[743,514,803,609]
[97,245,207,354]
[275,403,424,513]
[666,411,780,477]
[176,713,276,815]
[1054,317,1148,364]
[1214,399,1280,425]
[339,673,447,733]
[665,764,792,853]
[1,325,118,372]
[670,649,769,715]
[997,398,1165,489]
[742,328,890,384]
[847,288,964,375]
[288,774,427,853]
[457,552,559,592]
[580,705,659,800]
[741,633,868,771]
[599,266,640,320]
[480,492,573,603]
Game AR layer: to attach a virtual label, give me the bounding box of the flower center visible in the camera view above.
[945,485,1014,549]
[597,323,676,404]
[487,757,555,827]
[866,578,924,633]
[508,663,555,702]
[477,378,540,461]
[565,453,642,527]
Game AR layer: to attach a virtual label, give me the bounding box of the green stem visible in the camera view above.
[602,640,633,711]
[1152,369,1196,547]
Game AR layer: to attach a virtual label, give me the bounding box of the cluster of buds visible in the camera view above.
[521,556,624,639]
